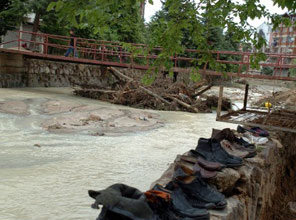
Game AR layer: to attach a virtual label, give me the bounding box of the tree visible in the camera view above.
[0,0,57,48]
[47,0,146,43]
[0,0,22,38]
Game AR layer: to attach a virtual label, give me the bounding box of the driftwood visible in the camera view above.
[191,79,207,91]
[167,95,199,113]
[109,67,171,105]
[192,84,213,98]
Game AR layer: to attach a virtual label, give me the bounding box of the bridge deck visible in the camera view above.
[1,30,296,82]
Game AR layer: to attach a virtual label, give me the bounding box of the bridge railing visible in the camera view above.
[1,30,296,81]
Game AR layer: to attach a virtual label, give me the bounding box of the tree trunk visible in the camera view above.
[29,11,40,50]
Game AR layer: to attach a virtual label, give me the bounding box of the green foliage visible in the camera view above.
[0,0,26,36]
[47,0,146,43]
[262,67,273,76]
[289,59,296,77]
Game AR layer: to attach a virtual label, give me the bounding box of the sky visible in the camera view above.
[144,0,287,28]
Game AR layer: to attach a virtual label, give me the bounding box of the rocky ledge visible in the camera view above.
[153,130,296,220]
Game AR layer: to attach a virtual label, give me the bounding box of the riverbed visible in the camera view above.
[0,88,236,220]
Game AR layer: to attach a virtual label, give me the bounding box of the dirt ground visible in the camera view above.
[254,89,296,112]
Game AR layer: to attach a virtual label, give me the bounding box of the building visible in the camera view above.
[0,13,43,51]
[260,14,296,77]
[257,22,272,46]
[269,14,296,54]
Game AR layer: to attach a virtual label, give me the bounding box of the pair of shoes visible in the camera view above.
[173,170,227,210]
[220,139,257,158]
[212,128,255,150]
[151,184,210,220]
[237,125,269,137]
[174,161,217,180]
[194,138,243,168]
[180,154,225,171]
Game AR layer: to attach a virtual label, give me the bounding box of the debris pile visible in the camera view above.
[73,67,231,113]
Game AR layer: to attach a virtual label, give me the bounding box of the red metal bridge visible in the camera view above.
[1,30,296,81]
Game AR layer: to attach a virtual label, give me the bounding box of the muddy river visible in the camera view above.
[0,88,236,220]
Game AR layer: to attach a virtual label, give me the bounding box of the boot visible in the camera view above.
[194,138,243,167]
[152,184,210,220]
[174,171,227,210]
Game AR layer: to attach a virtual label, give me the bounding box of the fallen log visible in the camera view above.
[167,95,199,113]
[109,67,171,105]
[192,84,212,98]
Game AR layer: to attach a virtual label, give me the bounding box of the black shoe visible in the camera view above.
[236,137,256,150]
[89,184,155,220]
[174,171,227,210]
[153,184,210,220]
[195,138,243,167]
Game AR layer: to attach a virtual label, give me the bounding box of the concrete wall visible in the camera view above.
[0,53,26,87]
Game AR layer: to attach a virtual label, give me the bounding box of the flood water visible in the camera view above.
[0,88,235,220]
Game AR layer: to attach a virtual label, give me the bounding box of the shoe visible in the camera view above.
[175,159,217,179]
[211,128,237,143]
[174,171,227,210]
[220,140,256,158]
[180,155,225,171]
[235,137,256,149]
[194,138,243,167]
[89,184,155,220]
[152,184,210,220]
[212,128,255,150]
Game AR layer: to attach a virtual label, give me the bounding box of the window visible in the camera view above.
[282,37,287,43]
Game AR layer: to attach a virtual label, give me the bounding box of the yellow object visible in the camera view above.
[265,102,272,108]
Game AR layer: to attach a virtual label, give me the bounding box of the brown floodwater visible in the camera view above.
[0,88,236,220]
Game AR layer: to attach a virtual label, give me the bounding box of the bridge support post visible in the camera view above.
[216,85,224,119]
[243,84,249,111]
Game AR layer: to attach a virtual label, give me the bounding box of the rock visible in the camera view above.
[92,132,105,136]
[209,168,240,194]
[288,202,296,214]
[47,123,63,130]
[88,114,103,122]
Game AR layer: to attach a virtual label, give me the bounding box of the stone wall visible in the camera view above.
[210,133,296,220]
[25,59,117,88]
[0,52,192,88]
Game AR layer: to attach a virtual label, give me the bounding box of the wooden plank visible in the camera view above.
[217,118,296,133]
[216,86,224,119]
[243,84,249,110]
